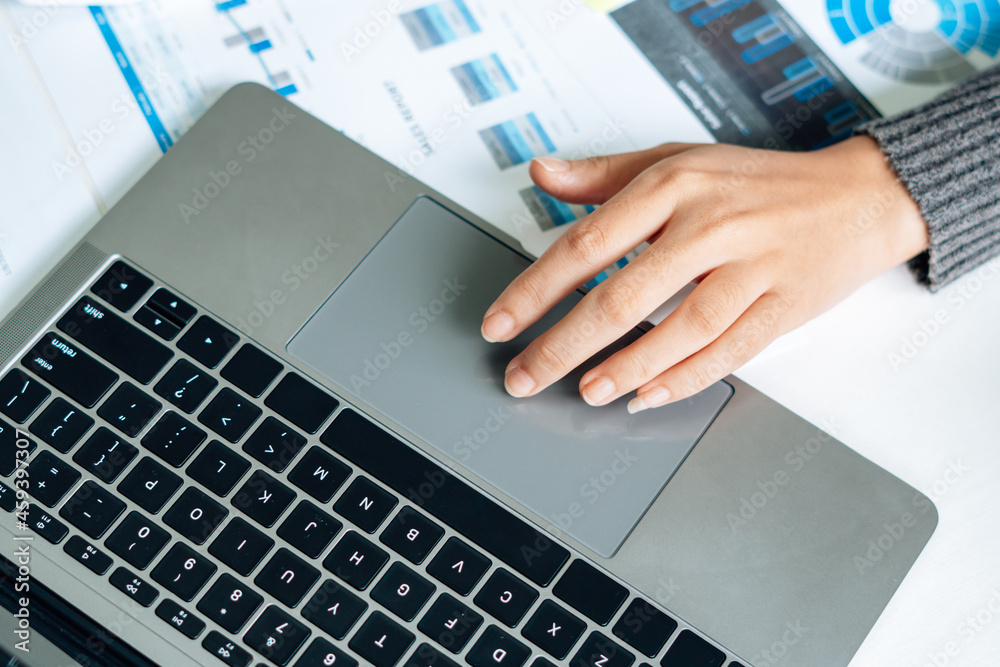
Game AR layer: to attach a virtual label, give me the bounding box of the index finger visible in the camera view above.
[481,158,690,345]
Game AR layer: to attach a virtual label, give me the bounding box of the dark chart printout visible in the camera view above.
[612,0,881,150]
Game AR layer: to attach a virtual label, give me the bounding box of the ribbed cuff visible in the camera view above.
[857,66,1000,291]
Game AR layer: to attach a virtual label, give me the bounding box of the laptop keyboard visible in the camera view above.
[0,258,743,667]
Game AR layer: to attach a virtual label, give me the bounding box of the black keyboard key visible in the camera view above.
[134,305,182,341]
[322,411,569,586]
[0,482,17,511]
[277,501,341,558]
[659,631,724,667]
[467,626,530,667]
[474,568,538,628]
[287,447,350,503]
[154,359,218,413]
[203,631,253,667]
[109,566,159,607]
[612,599,677,658]
[64,535,113,574]
[199,388,261,442]
[189,440,251,496]
[91,261,152,311]
[58,297,173,384]
[232,470,295,527]
[333,476,396,533]
[0,369,50,423]
[300,580,367,640]
[152,542,217,601]
[209,517,274,576]
[222,345,283,398]
[243,417,306,473]
[59,480,125,538]
[198,573,264,633]
[73,427,138,483]
[25,503,69,543]
[147,288,197,326]
[372,562,435,622]
[142,411,206,467]
[179,316,240,369]
[265,373,338,434]
[322,530,388,590]
[164,487,228,544]
[23,333,118,408]
[295,638,357,667]
[106,511,170,569]
[417,593,483,654]
[404,643,460,667]
[522,600,587,660]
[244,606,310,667]
[29,398,93,453]
[255,548,320,607]
[380,508,443,565]
[156,599,205,639]
[426,537,490,596]
[554,560,628,626]
[531,659,557,667]
[0,418,35,476]
[118,457,182,513]
[348,610,414,667]
[25,450,80,506]
[571,633,634,667]
[99,382,161,437]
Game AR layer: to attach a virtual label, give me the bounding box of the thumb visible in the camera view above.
[529,142,702,206]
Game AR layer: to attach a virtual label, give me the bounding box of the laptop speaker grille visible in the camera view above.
[0,242,107,366]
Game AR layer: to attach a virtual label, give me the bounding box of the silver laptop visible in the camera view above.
[0,83,936,667]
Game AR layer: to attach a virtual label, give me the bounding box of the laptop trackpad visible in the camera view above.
[288,197,731,557]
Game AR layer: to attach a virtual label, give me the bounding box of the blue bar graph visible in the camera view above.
[402,0,482,51]
[451,54,518,105]
[479,113,556,169]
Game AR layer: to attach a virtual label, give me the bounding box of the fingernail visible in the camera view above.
[533,157,570,172]
[582,377,615,406]
[627,386,671,414]
[482,311,514,343]
[505,366,536,397]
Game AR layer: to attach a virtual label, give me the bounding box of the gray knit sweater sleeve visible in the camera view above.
[858,66,1000,290]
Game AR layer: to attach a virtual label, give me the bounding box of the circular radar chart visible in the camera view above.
[827,0,1000,83]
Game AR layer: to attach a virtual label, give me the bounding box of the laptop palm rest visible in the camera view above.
[288,196,731,557]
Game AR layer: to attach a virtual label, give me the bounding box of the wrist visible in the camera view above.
[835,135,930,267]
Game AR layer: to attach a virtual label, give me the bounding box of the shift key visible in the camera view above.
[23,334,118,408]
[58,297,173,385]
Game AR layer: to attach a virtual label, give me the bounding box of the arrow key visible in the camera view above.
[178,316,239,369]
[134,305,182,340]
[147,288,196,326]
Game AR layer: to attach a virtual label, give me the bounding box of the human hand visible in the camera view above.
[481,137,929,412]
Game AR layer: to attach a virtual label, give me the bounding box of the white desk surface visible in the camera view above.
[4,24,1000,667]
